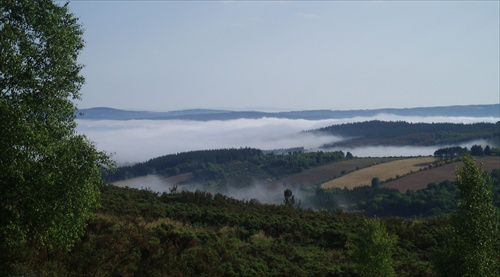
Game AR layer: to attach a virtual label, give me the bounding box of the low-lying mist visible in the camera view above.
[77,117,342,164]
[113,174,303,205]
[76,114,499,165]
[324,139,496,158]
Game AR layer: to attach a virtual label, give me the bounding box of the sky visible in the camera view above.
[67,1,499,112]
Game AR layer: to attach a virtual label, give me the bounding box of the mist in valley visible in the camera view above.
[113,174,308,206]
[324,139,497,158]
[77,113,499,165]
[79,113,500,205]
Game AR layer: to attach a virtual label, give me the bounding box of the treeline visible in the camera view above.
[315,120,500,147]
[434,144,499,158]
[105,148,347,188]
[106,148,263,181]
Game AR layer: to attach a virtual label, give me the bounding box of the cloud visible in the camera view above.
[76,114,499,164]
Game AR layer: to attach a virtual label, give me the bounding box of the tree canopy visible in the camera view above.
[0,0,112,254]
[347,218,398,277]
[433,155,499,276]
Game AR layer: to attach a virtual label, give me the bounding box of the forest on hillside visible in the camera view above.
[313,120,499,148]
[104,148,347,185]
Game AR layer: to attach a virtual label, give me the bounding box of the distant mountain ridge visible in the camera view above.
[77,104,500,121]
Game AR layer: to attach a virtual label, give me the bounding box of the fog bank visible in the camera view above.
[325,139,495,158]
[76,114,499,164]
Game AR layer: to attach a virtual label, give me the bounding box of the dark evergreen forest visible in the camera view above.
[314,120,499,147]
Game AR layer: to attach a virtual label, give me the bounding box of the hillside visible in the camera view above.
[4,183,448,276]
[314,121,499,148]
[104,148,347,190]
[105,145,500,218]
[7,154,500,275]
[77,104,500,121]
[9,173,499,276]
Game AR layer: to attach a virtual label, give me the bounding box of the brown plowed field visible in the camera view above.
[384,156,500,192]
[271,157,400,188]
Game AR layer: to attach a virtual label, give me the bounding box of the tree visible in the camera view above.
[484,145,492,156]
[433,155,499,277]
[0,0,112,257]
[371,177,380,188]
[283,188,295,207]
[470,144,484,156]
[347,218,398,277]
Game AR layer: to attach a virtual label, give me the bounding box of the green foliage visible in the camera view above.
[371,177,381,188]
[0,0,112,263]
[433,155,499,277]
[5,183,452,276]
[311,169,500,218]
[283,188,295,207]
[470,144,484,156]
[484,145,492,155]
[347,218,398,277]
[434,146,467,159]
[106,148,264,181]
[313,181,453,217]
[435,144,499,159]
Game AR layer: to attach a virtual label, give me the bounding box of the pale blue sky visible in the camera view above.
[68,1,499,112]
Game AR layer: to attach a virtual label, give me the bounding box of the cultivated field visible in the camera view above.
[320,157,437,189]
[271,157,400,188]
[384,156,500,192]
